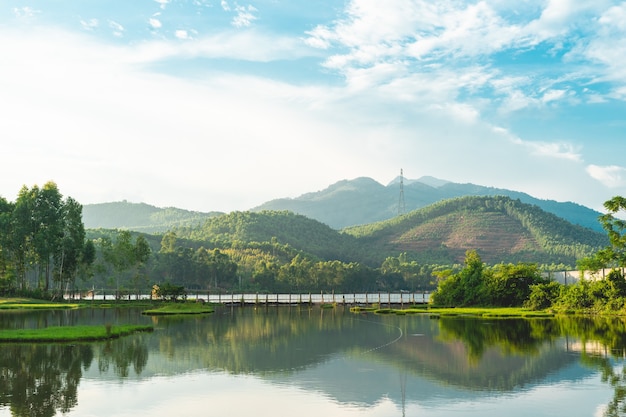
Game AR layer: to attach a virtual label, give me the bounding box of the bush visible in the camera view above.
[524,281,562,310]
[153,282,187,301]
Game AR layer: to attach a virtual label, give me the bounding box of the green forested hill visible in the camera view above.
[83,201,222,233]
[173,210,361,262]
[344,196,607,265]
[172,196,606,267]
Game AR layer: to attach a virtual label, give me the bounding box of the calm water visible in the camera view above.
[1,306,626,417]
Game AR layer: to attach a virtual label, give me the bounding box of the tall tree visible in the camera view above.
[55,197,90,293]
[597,196,626,267]
[0,197,15,290]
[11,186,37,290]
[33,182,64,291]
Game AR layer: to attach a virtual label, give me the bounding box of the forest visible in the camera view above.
[0,183,616,299]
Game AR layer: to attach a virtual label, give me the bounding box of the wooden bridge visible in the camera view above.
[70,291,431,306]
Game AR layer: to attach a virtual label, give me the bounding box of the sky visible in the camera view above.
[1,0,626,214]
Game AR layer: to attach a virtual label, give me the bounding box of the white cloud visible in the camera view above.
[80,18,99,31]
[109,21,124,37]
[541,89,567,103]
[587,165,626,188]
[13,7,40,19]
[232,5,258,28]
[305,0,626,112]
[510,137,582,162]
[128,30,315,63]
[175,30,190,40]
[149,18,162,29]
[574,3,626,96]
[154,0,170,10]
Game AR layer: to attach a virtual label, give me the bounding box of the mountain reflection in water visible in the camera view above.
[1,307,626,417]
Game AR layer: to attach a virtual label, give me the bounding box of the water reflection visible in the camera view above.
[1,307,626,417]
[0,344,91,417]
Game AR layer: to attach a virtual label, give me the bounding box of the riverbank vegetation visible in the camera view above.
[429,196,626,315]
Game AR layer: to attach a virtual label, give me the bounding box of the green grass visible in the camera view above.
[0,297,80,310]
[0,324,154,343]
[350,305,553,318]
[142,302,214,316]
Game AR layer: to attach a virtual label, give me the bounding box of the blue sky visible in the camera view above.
[1,0,626,213]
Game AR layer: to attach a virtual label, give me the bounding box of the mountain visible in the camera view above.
[82,201,222,233]
[174,196,607,267]
[252,176,604,232]
[344,195,607,265]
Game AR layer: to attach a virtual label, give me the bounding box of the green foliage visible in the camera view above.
[486,263,546,307]
[431,250,487,307]
[577,196,626,284]
[153,282,187,301]
[524,281,563,310]
[431,250,547,307]
[100,231,152,292]
[551,271,626,314]
[0,183,93,295]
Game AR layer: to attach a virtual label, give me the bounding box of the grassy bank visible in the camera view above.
[0,298,80,310]
[142,302,214,315]
[0,324,154,343]
[350,305,554,318]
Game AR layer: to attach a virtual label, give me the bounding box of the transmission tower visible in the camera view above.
[398,168,406,216]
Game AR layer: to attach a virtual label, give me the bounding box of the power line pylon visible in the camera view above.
[398,168,406,216]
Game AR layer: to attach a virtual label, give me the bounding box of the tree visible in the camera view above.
[597,196,626,267]
[33,182,64,291]
[486,263,545,307]
[101,231,152,297]
[55,197,89,294]
[11,186,37,290]
[431,250,488,307]
[0,197,15,291]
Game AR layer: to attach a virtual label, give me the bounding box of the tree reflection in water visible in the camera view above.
[0,344,91,417]
[438,315,626,416]
[0,335,149,417]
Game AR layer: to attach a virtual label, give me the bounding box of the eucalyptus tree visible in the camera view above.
[55,197,95,293]
[0,197,15,290]
[101,231,151,296]
[11,185,37,289]
[0,182,91,295]
[33,181,64,291]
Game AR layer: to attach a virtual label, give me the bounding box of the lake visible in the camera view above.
[1,306,625,417]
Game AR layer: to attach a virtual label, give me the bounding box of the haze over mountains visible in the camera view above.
[252,176,604,232]
[83,176,605,234]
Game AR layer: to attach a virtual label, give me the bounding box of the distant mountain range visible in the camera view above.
[252,176,604,232]
[82,176,604,235]
[82,201,222,233]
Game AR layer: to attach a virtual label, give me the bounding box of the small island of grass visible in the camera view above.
[0,297,80,310]
[0,324,154,343]
[142,302,214,316]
